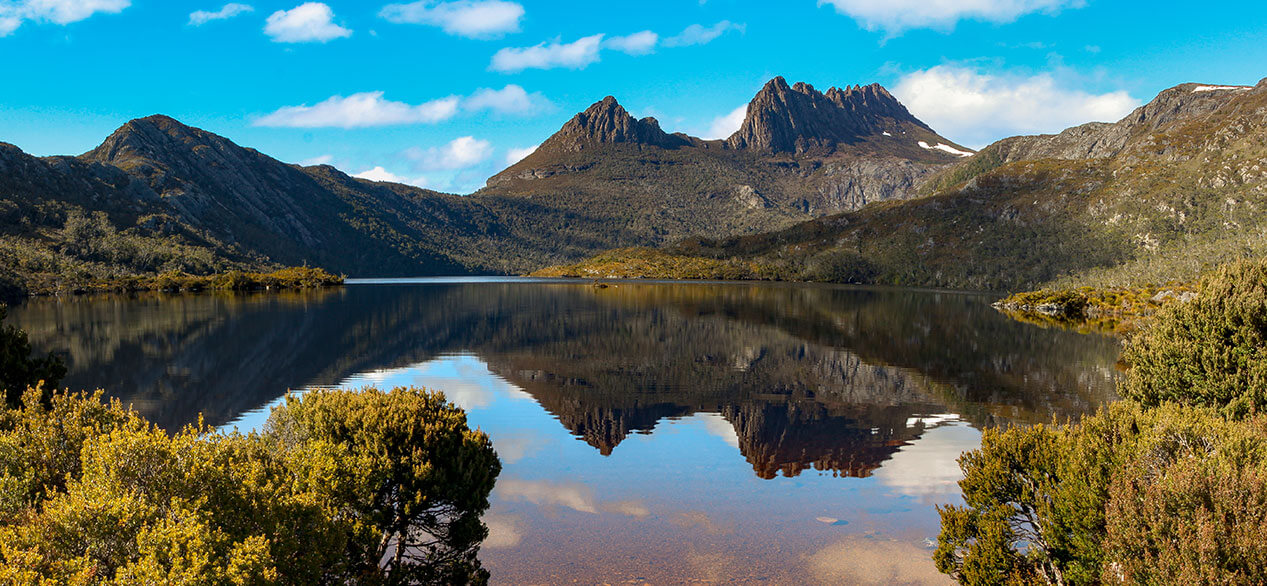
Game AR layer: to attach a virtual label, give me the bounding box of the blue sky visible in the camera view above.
[1,0,1265,193]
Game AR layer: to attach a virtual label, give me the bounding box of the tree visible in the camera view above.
[264,387,501,585]
[0,306,65,407]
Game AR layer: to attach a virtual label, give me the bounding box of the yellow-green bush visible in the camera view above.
[0,387,500,584]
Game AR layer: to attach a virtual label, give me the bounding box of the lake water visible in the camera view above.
[9,278,1122,584]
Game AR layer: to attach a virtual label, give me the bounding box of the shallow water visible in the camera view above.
[10,279,1121,584]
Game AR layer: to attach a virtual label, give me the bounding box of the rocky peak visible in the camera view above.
[725,77,932,154]
[541,96,684,152]
[82,115,237,169]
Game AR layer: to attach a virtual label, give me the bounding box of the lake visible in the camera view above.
[9,278,1122,584]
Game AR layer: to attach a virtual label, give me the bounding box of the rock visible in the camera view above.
[724,77,956,155]
[538,96,686,152]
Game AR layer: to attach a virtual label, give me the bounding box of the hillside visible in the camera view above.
[543,79,1267,291]
[0,77,969,295]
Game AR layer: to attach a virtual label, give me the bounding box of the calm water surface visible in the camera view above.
[10,279,1122,584]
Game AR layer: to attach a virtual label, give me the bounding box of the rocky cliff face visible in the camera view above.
[725,77,944,154]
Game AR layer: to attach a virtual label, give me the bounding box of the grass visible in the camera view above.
[529,247,778,281]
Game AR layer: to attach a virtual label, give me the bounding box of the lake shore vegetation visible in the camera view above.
[936,258,1267,584]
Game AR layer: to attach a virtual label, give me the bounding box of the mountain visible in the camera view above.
[0,115,501,292]
[536,96,688,151]
[0,76,969,293]
[543,78,1267,291]
[726,78,958,157]
[474,77,969,267]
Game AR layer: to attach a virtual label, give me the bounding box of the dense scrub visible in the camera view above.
[937,258,1267,584]
[1119,259,1267,415]
[529,247,776,281]
[50,266,345,296]
[0,387,500,584]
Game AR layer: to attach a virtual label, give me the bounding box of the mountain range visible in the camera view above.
[3,74,1263,295]
[0,76,971,294]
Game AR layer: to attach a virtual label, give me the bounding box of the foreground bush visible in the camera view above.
[935,402,1267,585]
[938,258,1267,584]
[1119,258,1267,416]
[0,387,500,584]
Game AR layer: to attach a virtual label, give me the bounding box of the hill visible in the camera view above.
[542,79,1267,291]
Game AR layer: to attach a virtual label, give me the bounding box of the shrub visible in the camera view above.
[0,386,500,584]
[1119,258,1267,416]
[936,402,1267,585]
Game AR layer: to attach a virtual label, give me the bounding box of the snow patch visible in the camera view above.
[918,141,974,157]
[1192,85,1252,93]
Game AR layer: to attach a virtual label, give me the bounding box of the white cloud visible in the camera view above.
[702,104,747,140]
[256,85,546,128]
[819,0,1085,34]
[504,144,538,166]
[604,30,658,55]
[463,84,550,115]
[189,3,253,26]
[353,166,430,188]
[696,413,740,448]
[892,64,1141,148]
[490,34,603,72]
[663,20,744,47]
[872,419,979,503]
[298,154,334,166]
[406,136,493,171]
[255,91,459,128]
[495,478,650,517]
[0,16,21,35]
[0,0,129,36]
[380,0,523,39]
[264,2,351,43]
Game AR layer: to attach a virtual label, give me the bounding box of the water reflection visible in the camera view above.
[9,280,1122,583]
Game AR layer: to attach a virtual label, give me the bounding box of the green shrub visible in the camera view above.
[936,402,1267,585]
[1119,258,1267,416]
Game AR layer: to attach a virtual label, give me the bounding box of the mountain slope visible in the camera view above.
[79,115,472,275]
[545,78,1267,290]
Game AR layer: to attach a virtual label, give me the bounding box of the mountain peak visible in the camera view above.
[83,114,239,168]
[537,96,684,153]
[726,78,933,154]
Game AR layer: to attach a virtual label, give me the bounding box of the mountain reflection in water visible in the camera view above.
[10,280,1121,583]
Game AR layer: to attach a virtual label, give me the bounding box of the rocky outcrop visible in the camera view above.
[538,96,686,153]
[724,77,956,155]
